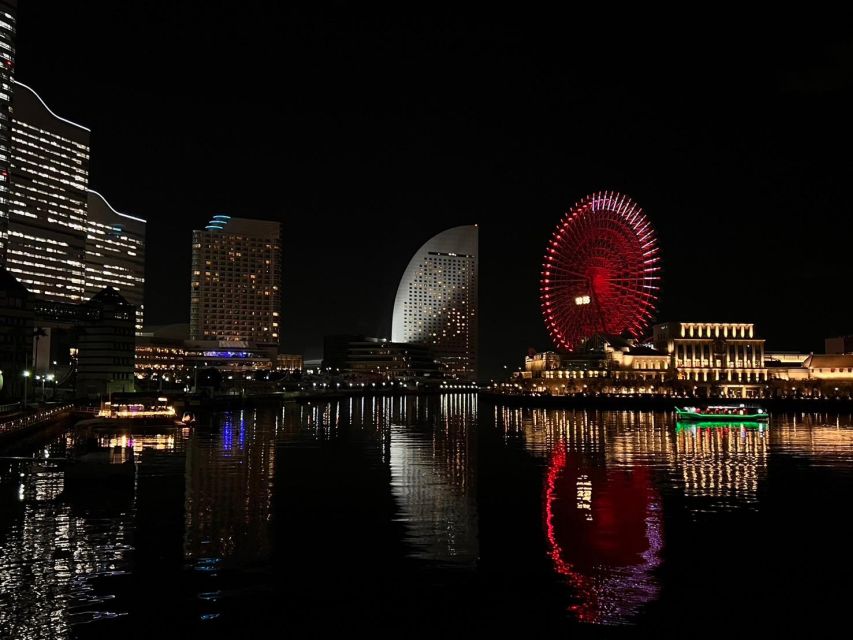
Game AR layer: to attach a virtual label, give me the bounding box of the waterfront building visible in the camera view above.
[276,353,302,371]
[0,1,15,263]
[517,323,772,398]
[190,215,281,346]
[391,225,478,381]
[826,335,853,355]
[323,334,440,384]
[518,336,670,394]
[135,323,279,386]
[6,80,90,303]
[802,354,853,381]
[525,351,561,372]
[75,286,136,398]
[653,322,767,398]
[85,190,145,333]
[134,340,189,379]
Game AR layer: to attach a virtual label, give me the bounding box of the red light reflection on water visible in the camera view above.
[544,444,663,624]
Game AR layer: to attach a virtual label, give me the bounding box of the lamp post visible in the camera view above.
[23,370,31,408]
[41,373,54,402]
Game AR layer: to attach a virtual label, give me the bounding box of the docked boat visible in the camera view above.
[675,404,768,421]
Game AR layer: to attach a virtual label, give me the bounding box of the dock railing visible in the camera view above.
[0,403,74,437]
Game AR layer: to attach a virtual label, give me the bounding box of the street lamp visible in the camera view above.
[22,370,31,408]
[41,373,55,402]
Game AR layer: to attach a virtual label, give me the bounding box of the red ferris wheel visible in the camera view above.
[540,191,661,352]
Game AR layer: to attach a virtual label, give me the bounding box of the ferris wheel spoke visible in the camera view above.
[602,280,659,299]
[540,192,659,349]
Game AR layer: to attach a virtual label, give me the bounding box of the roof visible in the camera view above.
[804,354,853,368]
[0,266,30,296]
[627,345,666,356]
[85,286,131,307]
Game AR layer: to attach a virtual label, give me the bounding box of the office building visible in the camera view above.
[391,225,478,381]
[0,1,15,263]
[85,190,146,333]
[190,215,281,346]
[7,79,90,303]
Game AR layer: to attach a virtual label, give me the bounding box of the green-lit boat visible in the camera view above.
[675,404,768,422]
[675,420,766,432]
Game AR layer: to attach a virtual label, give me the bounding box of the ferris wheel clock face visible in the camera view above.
[540,191,661,352]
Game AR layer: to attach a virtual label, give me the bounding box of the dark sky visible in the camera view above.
[15,4,853,379]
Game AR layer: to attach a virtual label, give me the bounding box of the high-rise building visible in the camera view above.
[85,190,146,333]
[0,1,16,263]
[391,225,478,381]
[6,79,90,303]
[190,215,281,346]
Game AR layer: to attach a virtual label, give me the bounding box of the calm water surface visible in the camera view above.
[2,395,853,636]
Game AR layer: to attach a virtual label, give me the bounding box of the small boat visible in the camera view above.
[675,404,768,421]
[676,420,766,432]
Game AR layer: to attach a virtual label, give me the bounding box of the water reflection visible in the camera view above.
[495,407,776,623]
[544,446,662,624]
[292,393,480,566]
[184,409,277,567]
[0,436,135,638]
[1,403,853,634]
[674,421,768,505]
[389,393,478,566]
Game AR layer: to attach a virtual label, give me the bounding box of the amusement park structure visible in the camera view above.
[540,191,661,352]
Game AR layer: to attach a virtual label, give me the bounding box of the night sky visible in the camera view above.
[15,4,853,379]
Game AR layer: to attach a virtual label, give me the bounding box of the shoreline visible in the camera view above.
[478,391,853,412]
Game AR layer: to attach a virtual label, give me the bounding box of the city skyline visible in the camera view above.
[9,5,853,378]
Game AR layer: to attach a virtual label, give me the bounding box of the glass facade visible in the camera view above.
[0,1,15,263]
[190,216,281,345]
[7,80,90,303]
[85,190,146,333]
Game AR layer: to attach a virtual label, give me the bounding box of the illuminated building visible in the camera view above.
[654,322,767,398]
[276,353,302,370]
[0,1,15,262]
[525,351,561,372]
[802,354,853,381]
[190,215,281,346]
[323,335,440,383]
[518,336,670,394]
[135,324,277,384]
[391,225,478,381]
[85,190,145,333]
[7,80,90,303]
[518,323,777,398]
